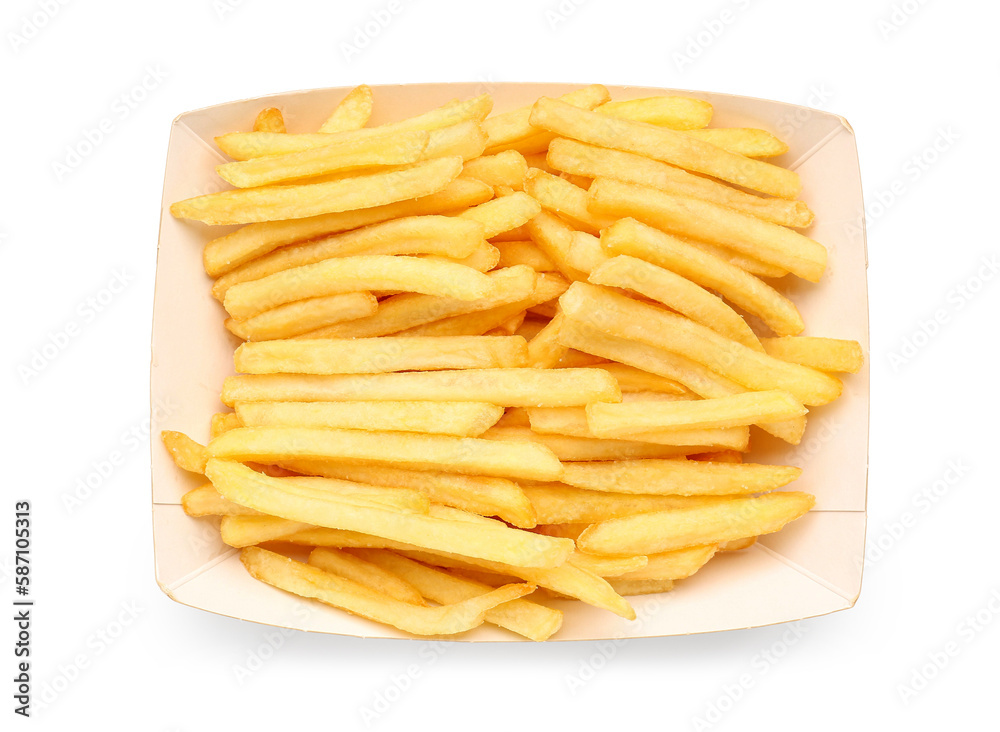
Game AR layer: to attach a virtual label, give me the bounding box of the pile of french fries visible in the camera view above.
[163,84,864,641]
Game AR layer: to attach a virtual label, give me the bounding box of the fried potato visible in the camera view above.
[307,547,426,605]
[559,459,802,496]
[594,95,713,130]
[225,292,378,341]
[682,127,788,157]
[161,431,208,474]
[760,336,865,373]
[253,107,286,133]
[318,84,373,133]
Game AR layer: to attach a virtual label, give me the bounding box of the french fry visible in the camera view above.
[460,150,529,190]
[207,427,565,481]
[352,550,563,641]
[523,169,615,235]
[210,412,242,438]
[560,282,842,406]
[683,128,788,157]
[273,474,432,513]
[456,191,542,239]
[615,545,718,581]
[280,460,536,528]
[223,254,495,318]
[594,96,712,130]
[182,483,259,517]
[568,552,648,577]
[530,97,800,199]
[521,482,724,524]
[209,461,571,566]
[483,84,610,154]
[547,139,813,228]
[235,400,504,437]
[216,129,430,188]
[588,255,763,351]
[559,459,802,496]
[526,312,567,368]
[481,426,707,461]
[586,390,807,436]
[526,211,608,282]
[161,431,208,474]
[719,536,758,551]
[240,546,534,637]
[588,178,827,282]
[495,240,558,272]
[253,107,286,133]
[307,547,426,605]
[760,336,865,373]
[608,578,675,596]
[590,363,685,394]
[222,366,619,408]
[301,266,538,339]
[318,84,373,133]
[577,491,815,555]
[172,157,464,226]
[686,239,788,279]
[202,178,492,277]
[225,293,378,341]
[426,241,500,273]
[233,336,528,374]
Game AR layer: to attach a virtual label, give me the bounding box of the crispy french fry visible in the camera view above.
[352,550,563,641]
[526,312,567,368]
[202,178,492,277]
[307,547,425,605]
[530,97,800,199]
[209,461,571,566]
[559,459,802,496]
[586,390,807,436]
[207,427,565,481]
[591,363,685,394]
[595,96,712,130]
[568,552,648,577]
[235,400,504,437]
[686,239,788,279]
[615,545,718,581]
[240,546,534,636]
[253,107,286,133]
[588,178,826,282]
[460,150,529,190]
[318,84,373,133]
[523,169,615,235]
[161,431,208,474]
[547,139,813,228]
[484,84,610,154]
[456,191,542,239]
[526,211,609,282]
[280,460,536,528]
[225,292,378,341]
[560,282,841,406]
[760,336,865,373]
[719,536,758,551]
[607,578,675,596]
[182,483,260,517]
[589,255,763,351]
[233,336,528,374]
[577,491,815,555]
[521,482,724,524]
[683,127,788,157]
[210,412,242,439]
[224,254,494,318]
[481,426,706,462]
[495,240,558,271]
[222,366,619,408]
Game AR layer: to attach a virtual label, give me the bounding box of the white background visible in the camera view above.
[3,0,997,729]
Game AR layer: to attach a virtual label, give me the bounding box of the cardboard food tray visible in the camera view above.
[151,83,869,641]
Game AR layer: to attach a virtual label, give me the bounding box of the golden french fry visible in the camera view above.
[353,550,562,641]
[225,292,378,341]
[456,191,542,239]
[224,254,494,318]
[686,239,788,279]
[307,547,426,605]
[719,536,758,551]
[253,107,286,133]
[567,552,648,577]
[460,150,529,190]
[586,390,806,436]
[236,400,504,437]
[207,427,565,481]
[530,97,800,199]
[209,461,571,566]
[481,426,706,462]
[589,255,762,351]
[318,84,373,133]
[182,483,260,517]
[560,282,841,406]
[280,460,536,528]
[607,578,675,596]
[240,546,534,636]
[526,311,566,368]
[233,336,528,374]
[683,128,788,157]
[216,130,430,188]
[523,169,615,235]
[760,336,865,374]
[210,412,242,438]
[161,431,208,474]
[594,96,712,130]
[202,178,491,277]
[172,157,463,226]
[560,459,802,496]
[484,84,610,154]
[591,363,685,394]
[526,211,608,282]
[547,139,813,229]
[577,491,815,555]
[588,178,826,282]
[495,240,558,271]
[521,482,724,524]
[222,367,618,409]
[615,545,718,581]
